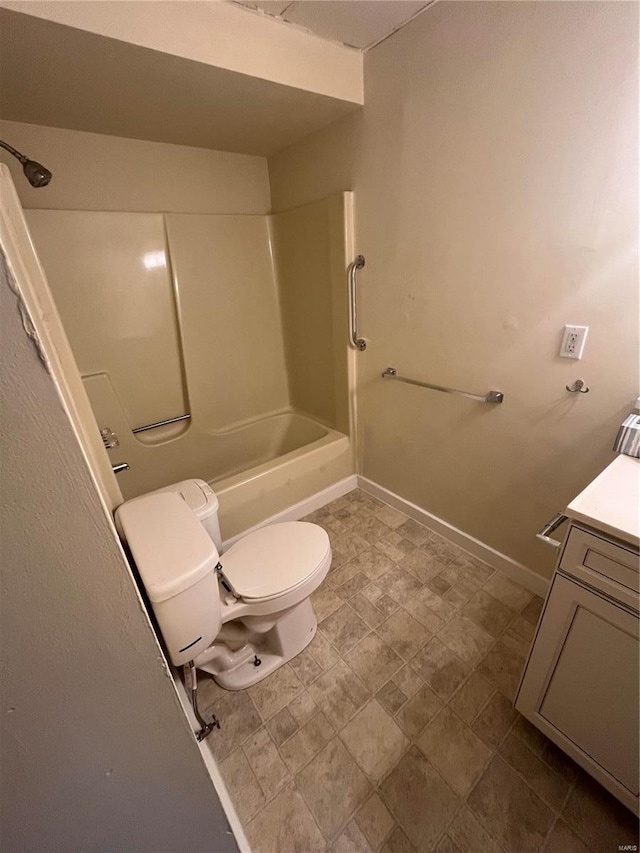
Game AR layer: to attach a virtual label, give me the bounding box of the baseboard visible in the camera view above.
[221,475,358,550]
[358,475,550,598]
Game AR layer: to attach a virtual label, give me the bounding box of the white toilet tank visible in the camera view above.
[146,478,223,549]
[115,492,222,667]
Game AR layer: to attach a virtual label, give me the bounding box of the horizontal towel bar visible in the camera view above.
[382,367,504,404]
[132,413,191,434]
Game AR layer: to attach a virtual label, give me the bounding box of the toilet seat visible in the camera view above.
[221,522,331,603]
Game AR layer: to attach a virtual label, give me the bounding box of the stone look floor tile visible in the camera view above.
[244,727,290,799]
[319,604,371,654]
[392,665,423,699]
[340,700,409,784]
[562,770,639,853]
[498,732,570,811]
[380,746,460,851]
[467,756,554,853]
[446,805,504,853]
[409,637,471,699]
[448,671,495,724]
[308,631,341,672]
[351,593,389,628]
[484,574,533,611]
[501,614,535,659]
[280,711,334,775]
[462,590,515,638]
[471,691,517,749]
[246,784,326,853]
[266,705,299,745]
[375,534,416,563]
[209,689,263,760]
[380,826,416,853]
[209,492,635,853]
[355,793,396,851]
[521,595,544,626]
[348,548,395,581]
[296,738,371,840]
[345,633,404,694]
[477,640,526,701]
[312,585,344,621]
[290,647,324,686]
[395,518,431,546]
[434,836,462,853]
[543,819,592,853]
[375,505,408,530]
[398,548,444,584]
[332,820,375,853]
[417,705,492,795]
[352,515,392,543]
[377,611,431,661]
[377,680,408,715]
[437,614,495,665]
[249,663,305,721]
[288,690,319,726]
[309,658,371,730]
[395,683,442,739]
[338,573,372,600]
[220,748,265,823]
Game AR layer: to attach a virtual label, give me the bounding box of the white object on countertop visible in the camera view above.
[566,455,640,548]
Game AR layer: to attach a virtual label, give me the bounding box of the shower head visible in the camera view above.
[0,139,52,187]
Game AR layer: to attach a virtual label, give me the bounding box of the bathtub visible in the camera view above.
[109,410,353,539]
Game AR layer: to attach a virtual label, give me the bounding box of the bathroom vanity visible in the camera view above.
[516,456,640,816]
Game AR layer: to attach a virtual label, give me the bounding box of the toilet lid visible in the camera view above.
[221,522,331,601]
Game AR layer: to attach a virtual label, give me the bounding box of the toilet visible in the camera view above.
[115,479,331,690]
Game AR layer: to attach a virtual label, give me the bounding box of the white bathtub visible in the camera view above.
[112,410,353,537]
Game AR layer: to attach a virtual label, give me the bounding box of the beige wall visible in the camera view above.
[0,120,271,213]
[269,1,639,578]
[1,244,237,851]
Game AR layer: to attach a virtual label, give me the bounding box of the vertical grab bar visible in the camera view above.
[348,255,366,351]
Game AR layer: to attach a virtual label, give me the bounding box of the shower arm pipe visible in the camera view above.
[349,255,366,351]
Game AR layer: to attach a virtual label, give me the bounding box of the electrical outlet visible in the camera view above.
[559,325,589,359]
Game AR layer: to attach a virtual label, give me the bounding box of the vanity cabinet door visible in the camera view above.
[516,573,639,814]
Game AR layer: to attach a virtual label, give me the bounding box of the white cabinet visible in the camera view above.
[516,523,639,816]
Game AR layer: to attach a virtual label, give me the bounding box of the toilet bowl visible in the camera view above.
[115,479,331,690]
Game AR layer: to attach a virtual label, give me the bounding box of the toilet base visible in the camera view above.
[198,597,318,690]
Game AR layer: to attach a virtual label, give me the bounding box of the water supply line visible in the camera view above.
[184,661,220,742]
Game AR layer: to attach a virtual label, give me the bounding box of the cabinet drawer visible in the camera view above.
[560,526,639,596]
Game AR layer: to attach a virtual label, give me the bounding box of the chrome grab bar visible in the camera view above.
[132,413,191,434]
[348,255,366,351]
[112,462,130,474]
[382,367,504,404]
[536,513,568,549]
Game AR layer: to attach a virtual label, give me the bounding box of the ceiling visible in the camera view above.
[234,0,435,50]
[0,8,358,157]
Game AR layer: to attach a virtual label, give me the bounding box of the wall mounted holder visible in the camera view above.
[566,379,589,394]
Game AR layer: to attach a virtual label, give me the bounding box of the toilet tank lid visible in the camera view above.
[116,492,220,602]
[147,479,219,521]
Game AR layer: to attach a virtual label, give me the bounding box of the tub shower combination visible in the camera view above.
[27,194,356,537]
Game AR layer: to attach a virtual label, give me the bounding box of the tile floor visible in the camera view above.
[198,489,639,853]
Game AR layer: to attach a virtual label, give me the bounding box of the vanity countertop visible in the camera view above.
[566,455,640,549]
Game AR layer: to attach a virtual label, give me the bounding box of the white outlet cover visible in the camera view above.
[559,325,589,359]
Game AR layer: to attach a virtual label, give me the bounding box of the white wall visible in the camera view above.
[0,119,271,213]
[0,251,238,851]
[269,1,639,579]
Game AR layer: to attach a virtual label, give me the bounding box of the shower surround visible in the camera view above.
[26,193,354,537]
